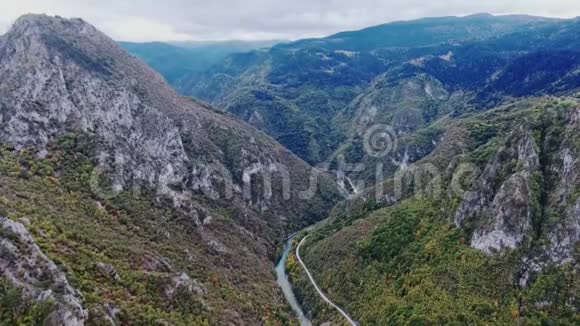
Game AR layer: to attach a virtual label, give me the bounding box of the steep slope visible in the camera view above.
[0,14,340,325]
[288,98,580,324]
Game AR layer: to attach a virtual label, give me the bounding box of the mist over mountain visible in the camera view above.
[120,40,281,86]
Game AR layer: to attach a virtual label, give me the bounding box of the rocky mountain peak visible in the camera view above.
[9,14,93,36]
[0,13,338,242]
[2,14,112,65]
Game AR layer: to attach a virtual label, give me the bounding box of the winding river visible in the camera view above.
[275,235,312,326]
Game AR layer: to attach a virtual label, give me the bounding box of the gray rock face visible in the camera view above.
[0,14,339,236]
[470,170,535,254]
[454,104,579,286]
[455,130,540,254]
[164,272,206,299]
[544,198,580,264]
[543,107,580,265]
[0,14,189,202]
[519,193,580,287]
[520,105,580,286]
[0,217,87,325]
[95,262,120,282]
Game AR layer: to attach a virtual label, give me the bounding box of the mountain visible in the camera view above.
[149,13,580,325]
[172,14,578,166]
[288,97,579,324]
[120,40,280,89]
[1,12,579,326]
[283,13,558,51]
[0,14,339,325]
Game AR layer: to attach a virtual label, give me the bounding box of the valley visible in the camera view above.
[0,9,578,326]
[295,235,357,326]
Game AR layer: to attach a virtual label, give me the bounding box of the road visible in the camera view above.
[295,236,358,326]
[275,235,312,326]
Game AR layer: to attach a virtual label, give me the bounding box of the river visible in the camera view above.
[275,235,312,326]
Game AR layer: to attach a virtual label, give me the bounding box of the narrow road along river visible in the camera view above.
[296,236,358,326]
[275,235,312,326]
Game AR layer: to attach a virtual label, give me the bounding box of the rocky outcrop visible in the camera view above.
[0,15,191,203]
[95,262,120,282]
[519,105,580,286]
[134,252,173,273]
[543,106,580,264]
[455,130,540,254]
[0,217,87,325]
[543,198,580,263]
[519,190,580,287]
[470,170,535,254]
[453,103,579,287]
[164,272,206,299]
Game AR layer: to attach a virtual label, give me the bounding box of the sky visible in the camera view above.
[0,0,579,42]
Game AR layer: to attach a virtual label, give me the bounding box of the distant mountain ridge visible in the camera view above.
[120,39,281,87]
[282,13,560,51]
[167,14,579,165]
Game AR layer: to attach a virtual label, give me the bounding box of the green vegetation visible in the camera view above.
[0,134,294,325]
[286,98,579,325]
[294,198,579,325]
[354,199,520,324]
[0,278,55,325]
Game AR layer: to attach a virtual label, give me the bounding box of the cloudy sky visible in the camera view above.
[1,0,579,41]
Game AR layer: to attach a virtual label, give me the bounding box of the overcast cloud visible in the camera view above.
[1,0,579,41]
